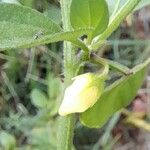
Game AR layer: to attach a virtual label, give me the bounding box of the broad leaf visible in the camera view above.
[44,5,61,24]
[0,24,92,50]
[0,3,61,33]
[0,3,92,50]
[70,0,109,38]
[80,58,150,128]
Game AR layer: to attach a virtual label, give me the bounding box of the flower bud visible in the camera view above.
[59,73,106,116]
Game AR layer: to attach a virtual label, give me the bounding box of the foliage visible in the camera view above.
[70,0,109,38]
[0,0,150,149]
[80,58,150,128]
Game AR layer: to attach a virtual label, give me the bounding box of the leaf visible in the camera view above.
[0,3,92,50]
[0,3,61,32]
[0,23,92,50]
[31,89,48,108]
[70,0,109,38]
[44,5,61,24]
[80,58,150,128]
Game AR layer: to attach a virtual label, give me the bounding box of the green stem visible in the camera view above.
[92,53,131,75]
[57,115,75,150]
[91,0,142,50]
[57,0,76,150]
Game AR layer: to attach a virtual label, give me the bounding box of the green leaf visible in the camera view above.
[80,58,150,128]
[0,3,92,50]
[70,0,109,38]
[44,5,61,24]
[0,3,61,32]
[31,89,48,108]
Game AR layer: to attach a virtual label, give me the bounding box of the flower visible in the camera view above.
[58,73,105,116]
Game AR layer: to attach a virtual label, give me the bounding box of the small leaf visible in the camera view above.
[80,58,150,128]
[31,89,48,108]
[70,0,109,38]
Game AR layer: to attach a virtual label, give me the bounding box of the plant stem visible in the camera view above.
[91,0,142,50]
[57,0,76,150]
[92,53,131,75]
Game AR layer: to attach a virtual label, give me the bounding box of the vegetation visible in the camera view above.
[0,0,150,150]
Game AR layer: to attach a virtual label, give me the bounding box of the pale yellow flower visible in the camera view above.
[59,73,105,116]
